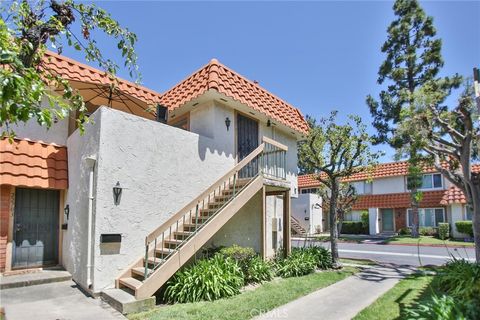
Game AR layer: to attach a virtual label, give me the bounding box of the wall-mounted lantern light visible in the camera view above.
[267,119,271,127]
[113,181,123,205]
[64,204,70,220]
[225,117,231,131]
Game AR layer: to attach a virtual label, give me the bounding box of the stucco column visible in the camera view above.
[368,208,380,235]
[450,204,464,238]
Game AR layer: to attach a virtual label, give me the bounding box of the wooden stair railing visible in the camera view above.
[115,137,288,299]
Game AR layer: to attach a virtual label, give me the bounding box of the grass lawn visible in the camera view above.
[383,235,475,247]
[353,271,436,320]
[129,267,357,320]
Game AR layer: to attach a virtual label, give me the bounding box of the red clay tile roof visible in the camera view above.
[440,187,467,205]
[352,191,446,210]
[298,162,480,188]
[0,139,68,189]
[43,51,162,106]
[159,59,309,135]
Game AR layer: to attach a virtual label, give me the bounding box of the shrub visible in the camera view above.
[405,294,467,320]
[398,227,412,235]
[455,221,474,238]
[305,246,333,269]
[419,227,437,236]
[341,221,368,234]
[438,223,450,240]
[164,254,244,303]
[218,245,256,265]
[360,211,369,229]
[437,259,480,301]
[274,248,316,278]
[245,256,273,284]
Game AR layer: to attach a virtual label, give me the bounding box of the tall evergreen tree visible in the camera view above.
[367,0,461,237]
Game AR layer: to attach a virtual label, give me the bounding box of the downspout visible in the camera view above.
[85,156,96,289]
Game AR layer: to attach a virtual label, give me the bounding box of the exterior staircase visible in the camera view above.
[291,216,307,236]
[112,136,288,305]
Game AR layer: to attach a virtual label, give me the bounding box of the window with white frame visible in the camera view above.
[300,188,318,194]
[407,173,443,190]
[352,181,372,195]
[465,206,473,221]
[407,208,445,227]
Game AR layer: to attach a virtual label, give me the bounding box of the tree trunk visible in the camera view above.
[329,183,340,266]
[411,191,420,238]
[471,174,480,263]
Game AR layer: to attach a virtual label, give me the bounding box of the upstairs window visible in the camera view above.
[408,173,443,190]
[352,181,372,195]
[300,188,318,194]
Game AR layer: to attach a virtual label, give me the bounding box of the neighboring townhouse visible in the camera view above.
[296,161,477,238]
[0,52,308,309]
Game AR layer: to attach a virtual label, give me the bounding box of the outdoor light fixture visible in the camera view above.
[64,205,70,220]
[225,117,231,131]
[267,119,271,127]
[113,181,123,205]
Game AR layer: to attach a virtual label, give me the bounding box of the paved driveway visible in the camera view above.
[0,280,124,320]
[292,238,476,266]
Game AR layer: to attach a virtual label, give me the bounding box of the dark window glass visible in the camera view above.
[433,174,442,188]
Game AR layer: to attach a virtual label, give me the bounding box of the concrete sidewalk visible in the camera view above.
[0,280,125,320]
[255,264,415,320]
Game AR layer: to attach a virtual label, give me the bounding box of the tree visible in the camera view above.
[297,114,317,175]
[366,0,461,237]
[398,81,480,261]
[1,0,140,138]
[298,111,381,265]
[317,183,357,236]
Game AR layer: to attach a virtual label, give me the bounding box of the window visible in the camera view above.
[407,208,445,227]
[408,173,443,190]
[300,188,318,194]
[465,206,473,221]
[352,181,372,195]
[364,181,373,194]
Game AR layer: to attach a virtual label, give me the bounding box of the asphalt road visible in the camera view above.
[292,238,476,266]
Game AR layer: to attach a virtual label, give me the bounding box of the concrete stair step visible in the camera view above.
[0,269,72,290]
[101,288,155,314]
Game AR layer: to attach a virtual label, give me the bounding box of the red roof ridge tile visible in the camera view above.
[160,58,309,134]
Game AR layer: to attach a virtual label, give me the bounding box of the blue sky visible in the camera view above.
[62,1,480,161]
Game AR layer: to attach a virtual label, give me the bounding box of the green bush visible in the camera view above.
[164,254,244,303]
[341,221,368,234]
[245,256,273,284]
[455,221,474,237]
[274,248,316,278]
[398,227,412,235]
[405,294,467,320]
[305,246,333,269]
[360,211,369,229]
[438,223,450,240]
[419,227,437,236]
[218,245,272,284]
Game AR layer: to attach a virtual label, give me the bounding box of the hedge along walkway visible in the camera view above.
[255,264,416,320]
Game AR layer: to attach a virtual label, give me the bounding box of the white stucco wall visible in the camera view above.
[450,203,466,238]
[7,98,69,145]
[372,176,406,194]
[65,107,236,292]
[291,193,323,233]
[207,191,262,252]
[368,208,380,235]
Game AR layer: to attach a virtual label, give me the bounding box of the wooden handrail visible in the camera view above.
[262,136,288,151]
[145,142,266,244]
